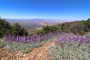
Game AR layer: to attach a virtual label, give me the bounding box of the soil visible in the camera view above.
[0,41,55,60]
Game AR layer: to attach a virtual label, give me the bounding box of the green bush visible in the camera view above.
[0,19,12,37]
[37,26,59,35]
[86,18,90,29]
[9,23,28,36]
[0,39,4,48]
[0,18,28,37]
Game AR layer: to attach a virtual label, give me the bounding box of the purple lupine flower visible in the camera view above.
[8,34,12,42]
[79,37,85,43]
[21,37,24,43]
[3,36,7,45]
[16,35,19,42]
[12,35,15,41]
[73,36,79,43]
[36,36,41,43]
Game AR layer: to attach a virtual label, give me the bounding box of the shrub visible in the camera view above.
[37,26,59,35]
[4,40,46,53]
[0,19,12,37]
[48,33,90,60]
[0,39,4,48]
[48,43,90,60]
[9,23,28,36]
[0,18,28,38]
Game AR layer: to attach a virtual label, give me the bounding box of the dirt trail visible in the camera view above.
[0,41,55,60]
[22,41,55,60]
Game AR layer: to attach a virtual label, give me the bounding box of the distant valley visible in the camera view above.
[6,19,65,29]
[6,19,76,34]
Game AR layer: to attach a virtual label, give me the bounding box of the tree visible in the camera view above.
[86,18,90,29]
[70,22,86,35]
[60,22,71,33]
[0,19,12,37]
[37,25,59,35]
[9,23,28,36]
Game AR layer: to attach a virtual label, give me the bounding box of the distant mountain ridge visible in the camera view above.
[6,19,79,30]
[6,19,65,29]
[6,19,79,23]
[6,19,64,24]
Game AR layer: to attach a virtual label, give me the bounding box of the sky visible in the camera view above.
[0,0,90,20]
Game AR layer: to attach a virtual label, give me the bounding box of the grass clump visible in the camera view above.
[48,33,90,60]
[0,39,4,48]
[48,43,90,60]
[4,40,47,53]
[48,40,90,60]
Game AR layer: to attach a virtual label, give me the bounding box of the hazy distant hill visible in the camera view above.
[6,19,64,29]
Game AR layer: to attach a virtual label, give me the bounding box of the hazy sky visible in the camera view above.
[0,0,90,20]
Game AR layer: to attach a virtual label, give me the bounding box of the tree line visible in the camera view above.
[0,19,28,38]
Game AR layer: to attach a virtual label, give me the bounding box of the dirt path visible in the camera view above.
[0,48,23,60]
[22,41,55,60]
[0,41,55,60]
